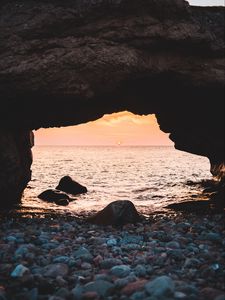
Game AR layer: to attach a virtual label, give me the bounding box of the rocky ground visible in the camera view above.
[0,211,224,300]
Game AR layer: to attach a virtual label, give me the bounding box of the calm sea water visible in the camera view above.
[23,146,212,215]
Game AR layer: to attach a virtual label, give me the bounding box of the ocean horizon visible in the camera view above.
[23,145,211,215]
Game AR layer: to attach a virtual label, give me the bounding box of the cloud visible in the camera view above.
[95,111,156,127]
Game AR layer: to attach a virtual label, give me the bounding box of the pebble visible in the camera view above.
[0,212,224,300]
[100,258,122,269]
[73,247,93,262]
[107,238,117,246]
[83,280,114,297]
[122,279,148,295]
[111,265,131,277]
[145,275,175,297]
[43,263,69,278]
[11,264,30,278]
[134,264,147,277]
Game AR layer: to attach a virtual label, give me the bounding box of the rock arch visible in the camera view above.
[0,0,224,206]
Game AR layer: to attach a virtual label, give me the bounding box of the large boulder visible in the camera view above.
[56,176,87,195]
[87,200,141,226]
[38,189,70,206]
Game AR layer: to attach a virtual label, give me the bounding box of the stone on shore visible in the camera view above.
[56,176,87,195]
[145,275,175,297]
[43,263,69,278]
[87,200,141,226]
[83,280,114,297]
[11,264,30,278]
[38,189,70,206]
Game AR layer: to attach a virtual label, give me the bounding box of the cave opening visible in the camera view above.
[20,112,212,215]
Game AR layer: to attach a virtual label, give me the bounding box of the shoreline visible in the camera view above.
[0,209,224,300]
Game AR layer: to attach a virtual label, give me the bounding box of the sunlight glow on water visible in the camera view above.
[23,146,212,215]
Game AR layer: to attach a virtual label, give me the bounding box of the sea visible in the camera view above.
[22,146,212,216]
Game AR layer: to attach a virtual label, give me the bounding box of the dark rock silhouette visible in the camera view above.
[0,0,224,206]
[87,200,141,226]
[0,130,33,208]
[56,176,87,195]
[38,189,70,206]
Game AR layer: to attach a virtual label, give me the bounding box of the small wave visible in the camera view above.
[133,187,158,193]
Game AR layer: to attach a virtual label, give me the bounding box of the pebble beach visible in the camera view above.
[0,211,224,300]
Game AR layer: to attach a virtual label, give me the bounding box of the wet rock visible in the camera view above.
[43,263,69,278]
[111,265,131,278]
[38,189,70,206]
[203,233,221,242]
[87,200,141,226]
[72,284,83,300]
[174,291,187,299]
[121,279,148,295]
[134,265,147,277]
[55,198,70,206]
[54,287,70,298]
[82,291,99,300]
[11,264,30,278]
[130,291,147,300]
[53,256,70,264]
[107,238,117,247]
[100,258,122,269]
[73,247,93,262]
[200,288,225,300]
[166,241,181,249]
[83,280,114,297]
[145,275,175,297]
[56,176,87,195]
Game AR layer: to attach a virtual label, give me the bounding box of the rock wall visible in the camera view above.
[0,0,224,205]
[0,130,33,208]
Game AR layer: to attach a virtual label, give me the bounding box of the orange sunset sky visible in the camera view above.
[35,112,173,146]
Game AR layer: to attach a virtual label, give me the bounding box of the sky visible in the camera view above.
[35,112,173,146]
[35,0,223,146]
[189,0,224,5]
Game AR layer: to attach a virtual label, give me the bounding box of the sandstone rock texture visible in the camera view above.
[0,0,224,205]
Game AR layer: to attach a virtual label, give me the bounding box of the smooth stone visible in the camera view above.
[122,279,148,295]
[174,291,187,299]
[43,263,69,278]
[100,258,122,269]
[145,276,175,297]
[107,238,117,246]
[56,176,87,195]
[87,200,141,226]
[167,249,184,260]
[84,280,114,297]
[26,288,38,300]
[204,233,221,242]
[11,264,30,278]
[55,288,70,298]
[38,189,70,205]
[130,291,147,300]
[111,265,131,278]
[121,235,144,245]
[215,296,225,300]
[115,274,137,289]
[134,265,147,277]
[72,285,83,300]
[54,198,70,206]
[73,247,93,262]
[6,236,17,242]
[166,241,181,249]
[200,288,225,300]
[53,256,70,264]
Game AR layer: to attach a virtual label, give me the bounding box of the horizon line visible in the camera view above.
[34,144,174,147]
